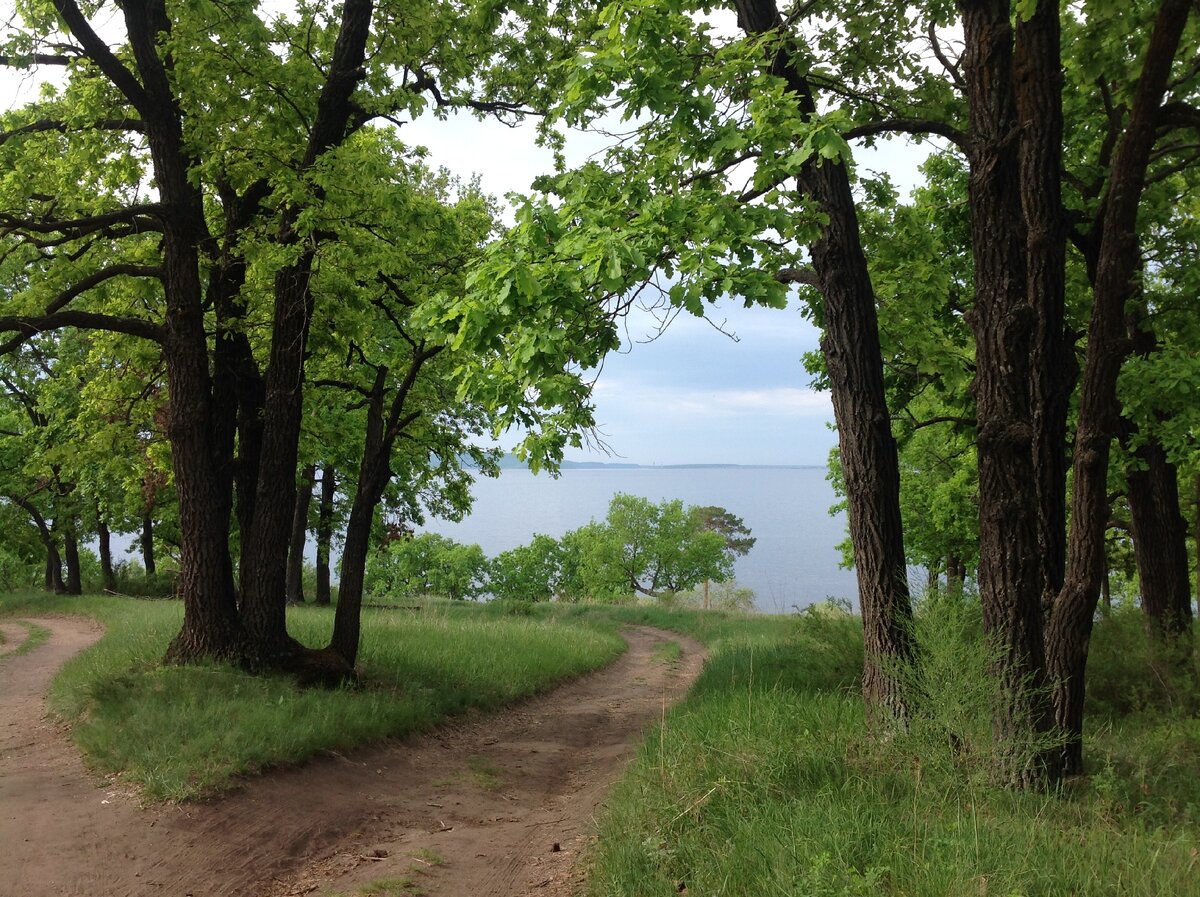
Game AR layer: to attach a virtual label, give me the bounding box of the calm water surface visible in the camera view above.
[419,467,859,613]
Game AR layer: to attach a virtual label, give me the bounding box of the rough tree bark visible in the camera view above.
[1126,438,1194,664]
[286,464,316,605]
[329,350,433,665]
[1015,0,1072,615]
[734,0,916,725]
[959,0,1055,784]
[238,0,375,660]
[1044,0,1192,776]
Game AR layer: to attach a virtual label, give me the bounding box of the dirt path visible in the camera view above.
[0,618,704,897]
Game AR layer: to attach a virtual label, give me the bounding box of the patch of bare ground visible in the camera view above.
[0,619,704,897]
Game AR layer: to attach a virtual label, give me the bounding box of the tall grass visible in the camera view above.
[1,593,623,800]
[586,601,1200,897]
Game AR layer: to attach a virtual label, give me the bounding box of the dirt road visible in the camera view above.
[0,616,704,897]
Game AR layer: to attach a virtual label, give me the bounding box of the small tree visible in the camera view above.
[364,533,488,602]
[489,535,564,602]
[692,506,757,609]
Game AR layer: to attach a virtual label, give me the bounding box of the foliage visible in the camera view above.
[488,534,566,602]
[571,493,736,600]
[364,533,489,601]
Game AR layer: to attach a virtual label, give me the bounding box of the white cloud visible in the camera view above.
[592,380,832,420]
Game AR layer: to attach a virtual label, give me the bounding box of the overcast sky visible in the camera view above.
[405,114,931,466]
[1,13,931,468]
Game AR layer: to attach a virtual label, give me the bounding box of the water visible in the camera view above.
[418,467,859,613]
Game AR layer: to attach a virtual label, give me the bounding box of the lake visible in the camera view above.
[418,466,860,613]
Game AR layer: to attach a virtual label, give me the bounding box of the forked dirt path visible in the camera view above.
[0,617,705,897]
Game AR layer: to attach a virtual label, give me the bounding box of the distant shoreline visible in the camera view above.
[494,455,825,472]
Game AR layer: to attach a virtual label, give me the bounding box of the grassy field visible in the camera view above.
[0,592,624,800]
[583,602,1200,897]
[5,591,1198,895]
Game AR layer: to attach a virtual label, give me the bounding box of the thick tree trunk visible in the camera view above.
[97,517,117,592]
[119,2,245,662]
[62,519,82,595]
[238,0,374,659]
[734,0,915,725]
[286,464,317,605]
[960,0,1054,785]
[1127,441,1193,646]
[140,514,157,576]
[315,464,336,606]
[1045,0,1191,776]
[1015,0,1072,615]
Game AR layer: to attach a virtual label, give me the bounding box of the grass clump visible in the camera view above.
[1,593,623,801]
[585,600,1200,897]
[0,619,50,659]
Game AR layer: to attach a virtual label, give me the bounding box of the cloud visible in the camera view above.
[592,380,833,420]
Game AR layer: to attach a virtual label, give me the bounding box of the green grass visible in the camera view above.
[0,618,50,660]
[0,592,624,801]
[583,603,1200,897]
[651,640,682,666]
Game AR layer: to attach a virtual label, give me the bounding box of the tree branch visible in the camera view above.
[0,117,146,147]
[0,311,164,353]
[775,266,818,286]
[843,118,967,151]
[0,204,163,238]
[49,0,151,114]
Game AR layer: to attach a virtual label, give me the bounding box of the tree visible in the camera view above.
[490,535,566,603]
[691,506,756,608]
[364,533,489,602]
[0,0,592,671]
[567,494,737,601]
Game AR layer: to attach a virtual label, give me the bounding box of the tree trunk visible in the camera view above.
[960,0,1054,785]
[97,516,118,592]
[733,0,916,726]
[238,0,374,659]
[315,464,336,606]
[1044,0,1191,776]
[1194,473,1200,620]
[140,514,157,576]
[123,7,244,661]
[1121,307,1194,652]
[1127,441,1193,647]
[62,519,82,595]
[10,495,63,594]
[286,464,317,605]
[328,470,387,665]
[1015,0,1072,616]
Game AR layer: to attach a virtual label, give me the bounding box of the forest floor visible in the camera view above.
[0,616,705,897]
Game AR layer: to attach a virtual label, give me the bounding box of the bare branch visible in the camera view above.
[0,204,163,238]
[0,118,146,147]
[843,118,967,151]
[49,0,151,114]
[775,266,818,286]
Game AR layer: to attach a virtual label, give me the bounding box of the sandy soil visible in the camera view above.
[0,617,704,897]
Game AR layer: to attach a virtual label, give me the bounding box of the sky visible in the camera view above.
[404,113,932,467]
[0,8,933,468]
